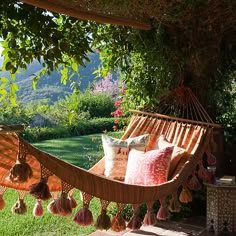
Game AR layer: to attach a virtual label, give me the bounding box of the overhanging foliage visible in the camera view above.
[0,0,235,137]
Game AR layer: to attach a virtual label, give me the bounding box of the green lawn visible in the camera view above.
[33,133,105,170]
[0,133,122,236]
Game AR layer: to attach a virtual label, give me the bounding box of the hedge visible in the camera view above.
[21,117,119,142]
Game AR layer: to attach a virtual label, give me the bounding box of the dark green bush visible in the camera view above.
[21,117,116,142]
[77,93,115,118]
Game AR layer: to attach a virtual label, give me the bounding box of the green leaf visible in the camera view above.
[5,62,12,71]
[0,83,7,90]
[10,82,19,94]
[0,89,7,96]
[68,110,75,124]
[0,91,7,102]
[71,61,78,72]
[9,95,17,106]
[32,75,40,90]
[0,77,9,83]
[60,67,68,85]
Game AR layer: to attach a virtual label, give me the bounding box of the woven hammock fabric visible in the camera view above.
[0,113,212,204]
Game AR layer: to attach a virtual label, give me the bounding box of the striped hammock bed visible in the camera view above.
[0,86,222,231]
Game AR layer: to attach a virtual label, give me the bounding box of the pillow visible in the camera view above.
[124,146,174,185]
[170,152,190,179]
[153,135,186,179]
[102,134,149,181]
[127,134,150,150]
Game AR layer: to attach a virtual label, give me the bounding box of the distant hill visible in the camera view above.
[0,52,101,104]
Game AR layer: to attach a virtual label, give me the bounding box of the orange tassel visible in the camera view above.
[11,199,27,214]
[143,202,156,226]
[33,199,43,217]
[127,214,142,230]
[6,141,32,183]
[198,164,210,182]
[157,206,169,220]
[6,159,33,183]
[73,205,94,226]
[157,198,169,220]
[206,151,216,166]
[127,204,142,230]
[47,199,58,215]
[95,209,111,230]
[143,210,156,226]
[111,212,126,232]
[29,178,51,201]
[0,194,5,211]
[168,196,181,213]
[188,174,202,191]
[47,192,72,217]
[179,187,192,203]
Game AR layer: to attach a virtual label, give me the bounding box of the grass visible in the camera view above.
[0,132,123,236]
[32,133,105,170]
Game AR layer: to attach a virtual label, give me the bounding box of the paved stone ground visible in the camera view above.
[89,216,217,236]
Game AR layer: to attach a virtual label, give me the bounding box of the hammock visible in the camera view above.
[0,86,221,231]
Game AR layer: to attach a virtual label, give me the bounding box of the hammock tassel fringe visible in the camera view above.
[143,202,156,226]
[198,164,210,182]
[179,187,192,203]
[188,174,202,191]
[11,199,27,214]
[127,204,142,230]
[7,159,33,183]
[29,178,52,201]
[0,194,5,211]
[95,209,111,230]
[111,212,126,232]
[47,192,72,216]
[127,214,142,230]
[73,205,94,226]
[168,196,181,213]
[33,199,44,216]
[156,205,169,220]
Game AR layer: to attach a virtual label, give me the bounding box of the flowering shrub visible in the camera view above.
[111,97,130,131]
[91,73,122,98]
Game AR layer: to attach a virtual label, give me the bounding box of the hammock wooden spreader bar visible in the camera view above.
[129,110,222,129]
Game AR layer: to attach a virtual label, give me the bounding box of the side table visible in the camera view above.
[205,183,236,235]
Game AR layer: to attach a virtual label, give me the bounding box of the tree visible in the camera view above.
[0,1,235,149]
[0,0,97,103]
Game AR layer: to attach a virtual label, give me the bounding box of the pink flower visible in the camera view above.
[114,109,123,117]
[113,125,117,130]
[114,119,119,124]
[114,101,122,107]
